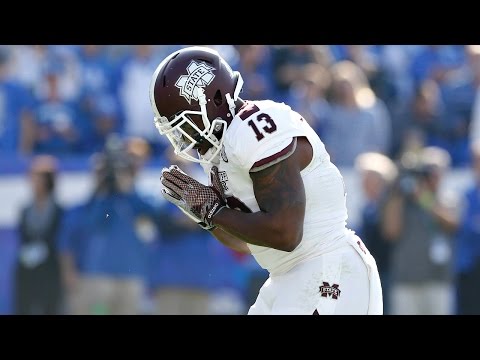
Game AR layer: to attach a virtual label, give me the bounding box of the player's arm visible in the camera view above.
[210,227,251,254]
[213,137,311,252]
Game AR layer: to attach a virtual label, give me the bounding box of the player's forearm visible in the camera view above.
[210,227,251,254]
[213,207,303,252]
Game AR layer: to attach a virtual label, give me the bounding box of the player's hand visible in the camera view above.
[160,165,214,230]
[160,165,226,230]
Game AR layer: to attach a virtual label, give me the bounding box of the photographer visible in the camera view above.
[382,147,459,315]
[58,135,165,315]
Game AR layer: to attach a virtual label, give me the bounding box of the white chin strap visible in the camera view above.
[225,93,236,119]
[197,88,211,132]
[228,71,244,118]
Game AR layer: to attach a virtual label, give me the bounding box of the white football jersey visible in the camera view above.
[210,100,350,275]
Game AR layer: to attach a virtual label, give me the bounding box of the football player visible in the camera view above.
[150,46,383,315]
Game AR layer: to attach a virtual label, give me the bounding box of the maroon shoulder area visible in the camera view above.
[250,138,297,172]
[237,102,260,121]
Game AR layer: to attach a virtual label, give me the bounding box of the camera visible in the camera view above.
[395,152,435,197]
[94,135,134,193]
[396,165,429,196]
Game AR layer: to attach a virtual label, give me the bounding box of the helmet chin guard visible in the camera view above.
[154,114,226,165]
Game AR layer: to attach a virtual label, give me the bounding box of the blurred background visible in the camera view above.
[1,44,479,315]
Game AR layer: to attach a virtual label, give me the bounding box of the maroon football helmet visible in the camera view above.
[149,46,244,164]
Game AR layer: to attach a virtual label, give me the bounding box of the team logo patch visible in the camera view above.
[221,144,228,162]
[319,282,341,299]
[175,61,216,104]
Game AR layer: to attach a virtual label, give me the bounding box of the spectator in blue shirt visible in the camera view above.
[323,60,392,166]
[23,65,81,155]
[236,45,275,101]
[286,63,331,137]
[75,45,123,153]
[409,45,465,89]
[58,135,165,315]
[0,47,35,155]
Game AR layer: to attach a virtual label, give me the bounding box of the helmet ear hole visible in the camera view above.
[214,90,223,107]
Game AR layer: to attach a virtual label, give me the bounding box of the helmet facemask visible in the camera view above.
[154,117,226,165]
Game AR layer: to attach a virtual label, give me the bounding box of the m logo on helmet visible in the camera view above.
[175,61,216,104]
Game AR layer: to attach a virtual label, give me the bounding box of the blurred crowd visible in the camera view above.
[1,44,480,166]
[3,45,480,315]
